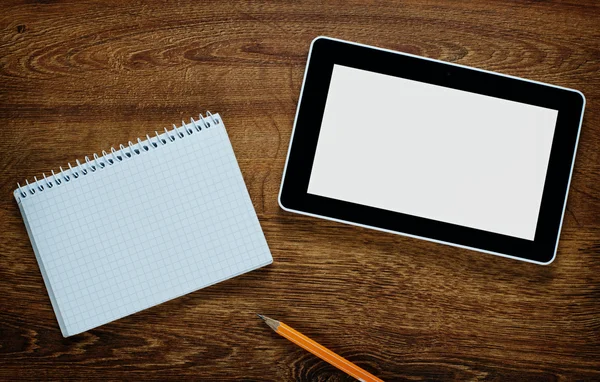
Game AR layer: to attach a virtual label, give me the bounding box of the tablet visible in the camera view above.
[279,36,585,264]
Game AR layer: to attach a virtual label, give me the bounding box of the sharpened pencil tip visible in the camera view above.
[256,314,279,331]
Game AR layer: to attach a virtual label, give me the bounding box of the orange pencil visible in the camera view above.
[257,314,383,382]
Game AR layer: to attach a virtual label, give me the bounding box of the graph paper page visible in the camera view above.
[15,115,272,336]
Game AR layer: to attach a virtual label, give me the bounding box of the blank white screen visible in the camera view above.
[307,65,558,240]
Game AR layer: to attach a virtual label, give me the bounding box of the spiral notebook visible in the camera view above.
[14,112,272,337]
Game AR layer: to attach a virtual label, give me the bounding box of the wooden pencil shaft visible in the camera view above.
[258,315,383,382]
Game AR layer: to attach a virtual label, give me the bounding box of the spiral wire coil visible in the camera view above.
[15,112,219,201]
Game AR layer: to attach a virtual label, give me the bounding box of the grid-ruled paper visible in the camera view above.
[14,115,272,336]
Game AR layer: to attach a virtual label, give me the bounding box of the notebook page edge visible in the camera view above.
[16,200,70,337]
[68,258,273,336]
[218,120,273,259]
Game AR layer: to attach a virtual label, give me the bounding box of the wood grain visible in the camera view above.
[1,0,599,380]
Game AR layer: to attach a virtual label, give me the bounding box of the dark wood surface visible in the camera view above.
[1,0,599,380]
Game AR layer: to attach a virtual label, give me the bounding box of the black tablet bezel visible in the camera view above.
[279,37,585,264]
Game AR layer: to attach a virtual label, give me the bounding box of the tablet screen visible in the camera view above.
[307,64,558,240]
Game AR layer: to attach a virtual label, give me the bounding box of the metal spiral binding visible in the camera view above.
[15,112,220,201]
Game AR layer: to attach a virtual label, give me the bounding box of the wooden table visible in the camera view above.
[1,1,599,380]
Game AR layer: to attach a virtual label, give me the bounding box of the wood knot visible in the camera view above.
[17,24,26,33]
